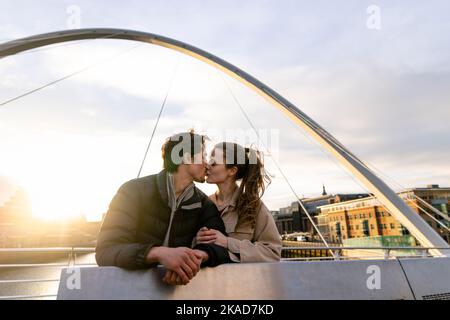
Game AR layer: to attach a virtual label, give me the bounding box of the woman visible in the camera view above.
[196,142,282,262]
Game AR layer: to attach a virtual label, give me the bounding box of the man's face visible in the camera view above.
[186,149,208,183]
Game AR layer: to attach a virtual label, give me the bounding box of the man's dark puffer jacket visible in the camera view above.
[95,170,230,269]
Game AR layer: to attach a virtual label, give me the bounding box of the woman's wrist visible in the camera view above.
[198,249,209,262]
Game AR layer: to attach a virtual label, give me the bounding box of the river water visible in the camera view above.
[0,252,96,300]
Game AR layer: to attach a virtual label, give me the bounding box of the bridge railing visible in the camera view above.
[0,247,96,300]
[0,246,447,300]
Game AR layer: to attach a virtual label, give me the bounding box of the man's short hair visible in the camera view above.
[161,130,207,173]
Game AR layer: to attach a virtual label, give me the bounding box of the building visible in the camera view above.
[316,184,450,244]
[0,187,32,222]
[273,185,369,235]
[317,197,408,243]
[274,208,295,234]
[0,188,33,247]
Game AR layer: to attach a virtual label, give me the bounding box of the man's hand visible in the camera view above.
[146,247,202,285]
[196,227,228,248]
[163,249,209,285]
[163,270,184,285]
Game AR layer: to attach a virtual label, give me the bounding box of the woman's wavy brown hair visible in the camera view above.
[215,142,271,229]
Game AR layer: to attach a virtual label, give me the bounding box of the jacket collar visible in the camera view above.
[156,169,200,207]
[156,169,169,205]
[211,185,240,212]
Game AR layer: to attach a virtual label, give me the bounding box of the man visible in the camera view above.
[95,131,230,285]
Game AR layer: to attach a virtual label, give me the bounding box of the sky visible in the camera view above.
[0,1,449,221]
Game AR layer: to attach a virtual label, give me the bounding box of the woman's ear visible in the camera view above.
[227,166,238,177]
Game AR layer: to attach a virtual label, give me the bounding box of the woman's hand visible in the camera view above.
[196,227,228,248]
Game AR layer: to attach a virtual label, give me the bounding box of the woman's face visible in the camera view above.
[206,148,236,184]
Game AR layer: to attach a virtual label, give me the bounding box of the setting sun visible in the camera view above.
[2,130,162,222]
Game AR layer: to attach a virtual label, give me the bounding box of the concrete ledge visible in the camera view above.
[398,257,450,300]
[57,259,417,300]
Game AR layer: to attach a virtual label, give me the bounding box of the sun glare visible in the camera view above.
[3,132,153,223]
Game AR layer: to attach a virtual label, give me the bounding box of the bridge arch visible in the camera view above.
[0,28,448,255]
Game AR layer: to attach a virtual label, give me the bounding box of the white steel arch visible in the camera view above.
[0,28,448,256]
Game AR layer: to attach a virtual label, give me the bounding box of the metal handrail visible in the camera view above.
[0,263,97,268]
[281,255,426,261]
[2,246,449,253]
[281,246,450,250]
[0,294,58,300]
[0,247,96,300]
[0,247,95,253]
[0,278,60,284]
[281,246,450,261]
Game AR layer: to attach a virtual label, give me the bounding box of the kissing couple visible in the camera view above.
[96,130,281,285]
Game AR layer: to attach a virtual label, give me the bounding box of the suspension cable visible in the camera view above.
[218,72,335,257]
[349,155,450,223]
[322,124,450,225]
[276,102,450,241]
[400,198,450,232]
[301,114,449,225]
[0,39,143,108]
[137,56,181,178]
